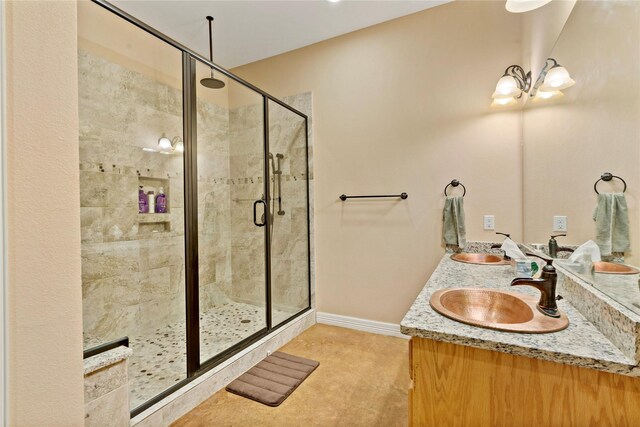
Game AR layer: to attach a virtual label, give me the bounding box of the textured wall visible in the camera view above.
[5,1,85,425]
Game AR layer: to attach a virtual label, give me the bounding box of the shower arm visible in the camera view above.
[207,16,215,78]
[207,16,213,62]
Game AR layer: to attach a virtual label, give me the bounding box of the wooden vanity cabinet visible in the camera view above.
[408,337,640,426]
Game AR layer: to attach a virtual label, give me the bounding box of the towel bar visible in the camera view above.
[339,193,408,201]
[594,172,627,194]
[444,179,466,197]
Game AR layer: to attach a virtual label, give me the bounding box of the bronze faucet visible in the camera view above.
[548,234,575,258]
[491,232,512,260]
[511,253,560,318]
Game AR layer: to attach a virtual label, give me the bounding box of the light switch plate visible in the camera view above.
[484,215,495,230]
[553,216,568,232]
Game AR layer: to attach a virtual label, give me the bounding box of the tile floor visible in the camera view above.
[172,324,410,426]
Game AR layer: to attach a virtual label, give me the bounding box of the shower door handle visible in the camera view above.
[253,199,266,227]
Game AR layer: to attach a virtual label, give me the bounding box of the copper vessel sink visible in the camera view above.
[594,261,640,275]
[450,253,510,265]
[429,288,569,333]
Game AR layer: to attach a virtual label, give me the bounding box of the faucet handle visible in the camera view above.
[496,232,511,238]
[550,234,566,239]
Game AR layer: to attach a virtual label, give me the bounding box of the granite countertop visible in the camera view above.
[84,346,133,375]
[555,260,640,317]
[400,254,640,377]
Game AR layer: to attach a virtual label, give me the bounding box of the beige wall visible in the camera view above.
[523,0,640,264]
[5,1,85,425]
[233,1,524,324]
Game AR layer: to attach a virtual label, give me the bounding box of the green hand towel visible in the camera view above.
[443,196,466,248]
[593,192,630,255]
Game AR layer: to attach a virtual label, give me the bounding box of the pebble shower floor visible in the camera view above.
[86,302,294,410]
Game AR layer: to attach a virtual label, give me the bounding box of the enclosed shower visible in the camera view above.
[78,0,311,416]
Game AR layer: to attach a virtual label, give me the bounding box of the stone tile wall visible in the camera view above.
[79,50,187,345]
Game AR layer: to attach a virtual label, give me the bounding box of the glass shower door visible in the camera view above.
[194,59,268,364]
[267,99,310,327]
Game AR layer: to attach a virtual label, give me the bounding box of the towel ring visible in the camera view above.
[594,172,627,194]
[444,179,466,197]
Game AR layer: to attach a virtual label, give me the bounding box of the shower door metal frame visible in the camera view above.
[88,0,312,418]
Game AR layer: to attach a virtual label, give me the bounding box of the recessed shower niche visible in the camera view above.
[78,0,311,416]
[137,173,172,234]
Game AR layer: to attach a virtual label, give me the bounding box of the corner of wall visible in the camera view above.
[0,0,7,424]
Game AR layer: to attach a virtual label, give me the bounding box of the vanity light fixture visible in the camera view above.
[505,0,553,13]
[539,62,575,92]
[492,58,575,106]
[530,57,575,97]
[157,134,184,153]
[491,64,531,107]
[158,134,172,150]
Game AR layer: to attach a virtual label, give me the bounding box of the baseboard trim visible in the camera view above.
[316,312,409,339]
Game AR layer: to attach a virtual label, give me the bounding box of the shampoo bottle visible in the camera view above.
[147,190,155,214]
[155,187,167,213]
[138,186,148,213]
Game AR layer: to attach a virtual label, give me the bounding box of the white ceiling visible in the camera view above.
[110,0,451,69]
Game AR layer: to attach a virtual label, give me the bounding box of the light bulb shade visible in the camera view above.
[540,66,575,91]
[158,136,172,150]
[492,75,521,99]
[533,90,564,102]
[505,0,553,13]
[491,97,517,107]
[174,139,184,153]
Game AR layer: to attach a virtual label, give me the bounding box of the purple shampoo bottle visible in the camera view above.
[155,187,167,213]
[138,186,148,213]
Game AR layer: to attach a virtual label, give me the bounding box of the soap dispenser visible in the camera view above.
[548,234,566,258]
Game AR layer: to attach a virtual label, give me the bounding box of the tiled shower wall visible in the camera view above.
[79,50,187,344]
[196,99,233,311]
[79,49,313,345]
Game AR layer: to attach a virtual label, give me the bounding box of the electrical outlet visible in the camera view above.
[483,215,495,230]
[553,216,568,232]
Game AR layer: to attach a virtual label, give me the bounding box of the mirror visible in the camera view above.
[522,1,640,313]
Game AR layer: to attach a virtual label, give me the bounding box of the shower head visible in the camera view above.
[201,16,225,90]
[200,75,226,89]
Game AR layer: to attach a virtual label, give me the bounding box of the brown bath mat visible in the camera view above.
[225,351,319,407]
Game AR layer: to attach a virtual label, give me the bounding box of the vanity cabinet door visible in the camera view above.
[409,337,640,426]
